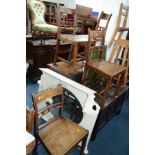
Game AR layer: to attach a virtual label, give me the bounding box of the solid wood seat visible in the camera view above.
[39,117,88,155]
[87,60,126,78]
[47,60,85,82]
[82,29,129,108]
[32,86,88,155]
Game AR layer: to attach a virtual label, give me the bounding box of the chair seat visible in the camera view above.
[87,60,126,78]
[39,117,88,155]
[34,23,58,33]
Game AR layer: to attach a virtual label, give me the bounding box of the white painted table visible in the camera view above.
[26,131,35,154]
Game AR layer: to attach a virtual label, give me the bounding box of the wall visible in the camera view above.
[76,0,129,59]
[41,0,76,8]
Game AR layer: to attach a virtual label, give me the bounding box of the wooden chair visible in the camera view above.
[109,3,129,47]
[75,4,93,34]
[95,11,112,44]
[32,86,88,155]
[81,29,129,108]
[53,4,78,64]
[26,106,35,155]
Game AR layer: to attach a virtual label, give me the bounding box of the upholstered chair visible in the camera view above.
[29,0,58,43]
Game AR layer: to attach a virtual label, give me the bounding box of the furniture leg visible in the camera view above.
[73,43,78,63]
[115,72,125,97]
[81,66,89,85]
[68,44,74,61]
[99,78,112,108]
[53,38,60,65]
[80,133,88,155]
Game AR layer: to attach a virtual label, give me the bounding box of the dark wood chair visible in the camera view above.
[109,3,129,47]
[81,29,129,108]
[32,86,88,155]
[53,4,78,64]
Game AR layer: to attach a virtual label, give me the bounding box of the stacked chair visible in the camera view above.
[81,29,129,108]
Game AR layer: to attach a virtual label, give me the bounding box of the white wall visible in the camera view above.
[76,0,129,60]
[41,0,76,8]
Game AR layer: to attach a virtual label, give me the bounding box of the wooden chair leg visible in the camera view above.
[99,78,112,108]
[115,72,125,97]
[53,39,60,65]
[68,44,73,61]
[81,66,89,85]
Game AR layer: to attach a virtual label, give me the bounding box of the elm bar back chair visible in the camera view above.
[32,86,88,155]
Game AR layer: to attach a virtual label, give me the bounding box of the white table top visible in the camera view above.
[26,131,35,146]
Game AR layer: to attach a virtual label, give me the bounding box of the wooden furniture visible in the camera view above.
[26,106,35,154]
[26,106,35,133]
[47,60,85,82]
[32,86,88,155]
[75,4,97,34]
[109,3,129,47]
[37,68,100,153]
[82,29,129,108]
[54,34,89,64]
[95,11,112,44]
[38,68,128,144]
[42,0,64,25]
[29,0,58,44]
[91,85,128,140]
[26,38,71,81]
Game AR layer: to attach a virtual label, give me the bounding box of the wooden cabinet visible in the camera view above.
[42,1,64,25]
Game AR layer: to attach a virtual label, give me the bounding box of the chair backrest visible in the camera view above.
[76,4,93,18]
[116,3,129,39]
[74,4,94,34]
[32,87,64,131]
[95,11,112,44]
[29,0,46,26]
[87,29,107,62]
[26,106,35,133]
[59,5,76,34]
[95,11,112,31]
[109,39,129,67]
[109,39,129,86]
[109,3,129,47]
